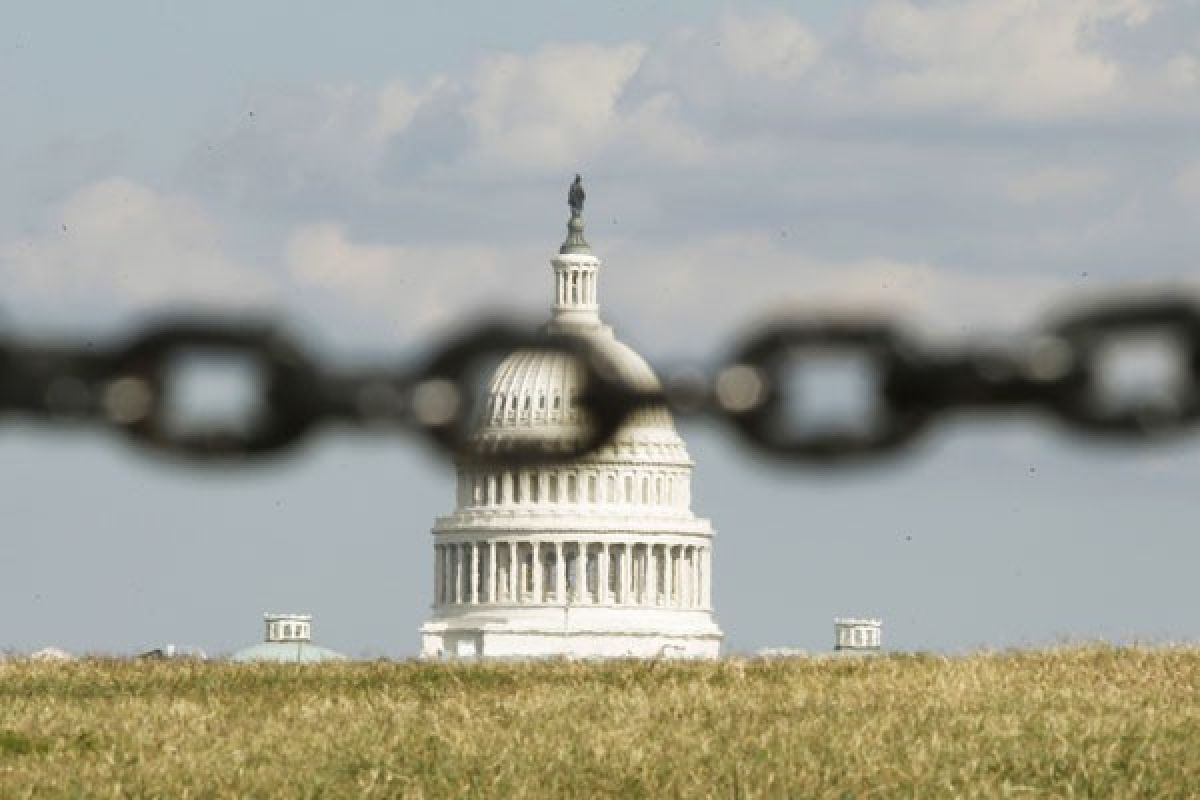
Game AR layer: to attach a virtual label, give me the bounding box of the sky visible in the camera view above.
[1,0,1199,658]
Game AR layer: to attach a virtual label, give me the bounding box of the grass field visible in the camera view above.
[1,645,1198,798]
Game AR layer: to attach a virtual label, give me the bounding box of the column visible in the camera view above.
[678,547,686,607]
[620,544,632,605]
[648,545,658,606]
[508,541,518,603]
[671,546,680,606]
[469,543,479,604]
[453,544,463,604]
[532,541,543,603]
[638,545,647,604]
[555,541,566,604]
[679,547,689,608]
[574,542,587,603]
[675,547,684,607]
[598,543,609,604]
[692,547,700,607]
[665,546,674,606]
[700,548,710,608]
[487,541,497,604]
[691,547,699,607]
[433,545,443,605]
[688,547,697,608]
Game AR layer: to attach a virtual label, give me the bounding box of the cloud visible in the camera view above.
[464,43,646,170]
[601,233,1075,354]
[717,12,821,81]
[25,3,1194,350]
[0,178,274,324]
[1006,166,1112,205]
[856,0,1152,119]
[1174,160,1200,205]
[284,223,543,338]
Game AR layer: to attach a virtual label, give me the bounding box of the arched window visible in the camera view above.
[513,472,523,504]
[642,476,650,504]
[655,476,663,504]
[548,474,559,503]
[624,475,633,503]
[553,394,561,411]
[587,475,597,503]
[529,474,540,503]
[606,475,616,503]
[567,474,578,503]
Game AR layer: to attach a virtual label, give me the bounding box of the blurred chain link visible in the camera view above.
[0,291,1196,467]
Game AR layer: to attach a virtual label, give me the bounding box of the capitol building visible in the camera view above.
[419,179,723,659]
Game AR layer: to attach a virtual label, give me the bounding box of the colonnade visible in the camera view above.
[434,539,710,609]
[555,264,597,308]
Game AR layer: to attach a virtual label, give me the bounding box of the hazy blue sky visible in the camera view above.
[2,0,1199,658]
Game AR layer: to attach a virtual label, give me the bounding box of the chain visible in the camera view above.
[0,291,1196,466]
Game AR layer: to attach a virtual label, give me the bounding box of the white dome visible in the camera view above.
[476,326,681,454]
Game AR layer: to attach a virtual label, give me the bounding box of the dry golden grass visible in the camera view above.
[1,645,1198,798]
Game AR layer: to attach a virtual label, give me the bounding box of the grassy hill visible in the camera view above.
[1,646,1197,798]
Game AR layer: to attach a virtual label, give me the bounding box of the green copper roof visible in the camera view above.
[230,641,347,663]
[559,211,591,255]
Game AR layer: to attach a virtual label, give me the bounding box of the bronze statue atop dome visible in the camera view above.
[568,174,585,215]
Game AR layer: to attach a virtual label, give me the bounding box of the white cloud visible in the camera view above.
[464,43,648,169]
[285,223,542,337]
[717,12,821,81]
[602,233,1075,353]
[371,78,438,144]
[0,178,273,322]
[1006,166,1111,205]
[858,0,1152,118]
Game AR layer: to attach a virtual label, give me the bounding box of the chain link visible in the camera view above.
[0,291,1196,466]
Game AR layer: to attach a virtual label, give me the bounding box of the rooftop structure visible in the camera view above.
[230,613,346,664]
[835,618,882,652]
[419,178,723,659]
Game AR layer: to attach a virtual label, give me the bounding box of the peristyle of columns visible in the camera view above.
[433,539,710,610]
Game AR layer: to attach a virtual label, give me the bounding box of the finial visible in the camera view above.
[560,174,591,254]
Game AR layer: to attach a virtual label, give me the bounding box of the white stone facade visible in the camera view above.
[835,618,882,651]
[420,193,722,659]
[264,612,312,643]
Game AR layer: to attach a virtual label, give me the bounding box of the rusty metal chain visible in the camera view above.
[0,291,1195,466]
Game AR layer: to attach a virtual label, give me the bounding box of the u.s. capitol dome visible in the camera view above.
[419,179,722,659]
